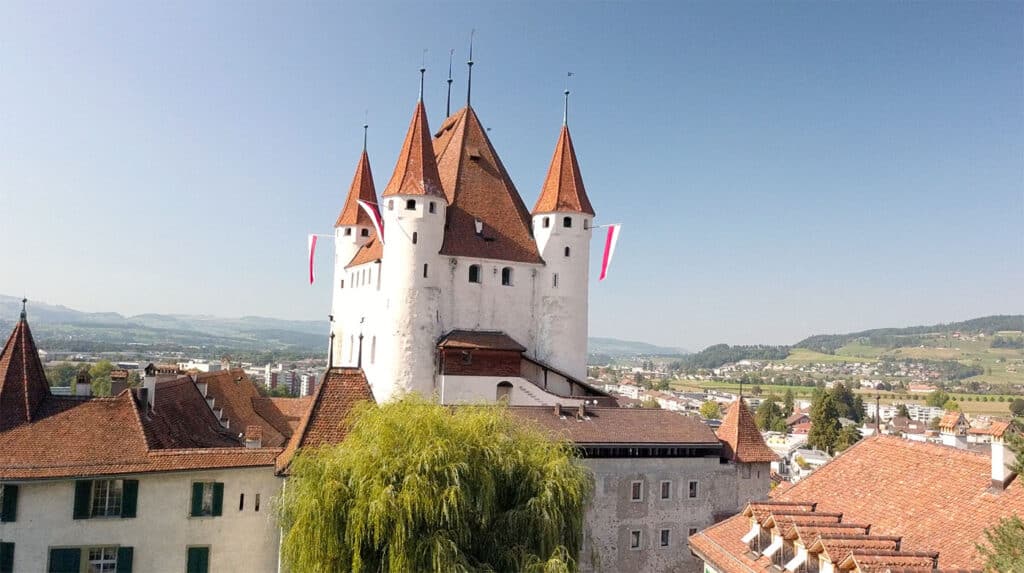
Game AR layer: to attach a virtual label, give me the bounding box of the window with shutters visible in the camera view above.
[48,546,132,573]
[88,547,118,573]
[90,480,122,517]
[190,482,223,517]
[187,547,210,573]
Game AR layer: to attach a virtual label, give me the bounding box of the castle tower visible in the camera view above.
[329,143,379,367]
[531,118,595,381]
[376,96,448,401]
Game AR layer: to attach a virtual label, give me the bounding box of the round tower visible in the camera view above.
[376,96,448,401]
[532,117,595,381]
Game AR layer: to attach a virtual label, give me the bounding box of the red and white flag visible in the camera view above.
[599,224,621,281]
[357,199,384,243]
[307,234,318,285]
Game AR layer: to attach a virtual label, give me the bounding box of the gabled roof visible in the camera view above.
[335,150,378,227]
[345,235,382,269]
[196,369,287,447]
[433,107,544,264]
[382,101,445,198]
[277,367,375,472]
[532,125,594,215]
[0,314,50,431]
[139,378,239,449]
[717,399,778,463]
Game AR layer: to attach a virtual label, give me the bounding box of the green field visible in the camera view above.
[784,348,879,364]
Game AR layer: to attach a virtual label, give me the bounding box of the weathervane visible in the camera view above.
[419,49,427,102]
[446,49,455,116]
[563,72,574,126]
[20,297,27,320]
[466,29,475,106]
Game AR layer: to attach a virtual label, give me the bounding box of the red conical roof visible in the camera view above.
[717,398,778,463]
[335,150,378,227]
[0,314,50,431]
[432,107,543,264]
[382,101,445,199]
[533,125,594,215]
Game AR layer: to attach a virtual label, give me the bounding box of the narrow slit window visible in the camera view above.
[370,336,376,364]
[552,273,559,288]
[254,494,261,512]
[344,228,352,236]
[239,493,245,511]
[429,202,436,214]
[660,529,670,547]
[423,263,429,278]
[688,481,698,498]
[543,217,550,228]
[412,232,418,244]
[387,200,394,210]
[564,246,570,257]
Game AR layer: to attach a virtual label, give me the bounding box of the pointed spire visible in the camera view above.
[717,399,778,463]
[20,297,26,320]
[419,50,427,102]
[0,309,51,431]
[563,90,570,126]
[382,97,445,198]
[466,30,475,106]
[446,49,455,117]
[335,131,378,228]
[532,120,595,215]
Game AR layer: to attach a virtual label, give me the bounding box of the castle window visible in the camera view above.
[423,264,429,278]
[584,219,590,230]
[344,228,352,236]
[543,217,550,228]
[660,529,670,547]
[563,216,572,228]
[688,480,698,498]
[468,264,481,284]
[496,381,513,402]
[429,201,436,214]
[361,228,369,237]
[564,246,570,257]
[660,481,671,500]
[501,267,513,286]
[406,199,416,210]
[688,527,698,537]
[552,273,559,288]
[412,232,418,245]
[340,279,345,289]
[630,530,642,550]
[388,200,394,210]
[630,480,643,501]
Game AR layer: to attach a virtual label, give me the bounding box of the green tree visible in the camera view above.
[88,360,115,396]
[699,401,721,420]
[836,425,862,452]
[45,363,79,387]
[808,393,842,454]
[640,397,661,409]
[977,515,1024,573]
[755,396,785,432]
[926,390,950,408]
[1010,399,1024,417]
[783,389,795,417]
[277,397,592,573]
[943,399,960,412]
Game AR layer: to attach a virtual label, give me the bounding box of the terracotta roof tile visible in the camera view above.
[988,420,1012,438]
[253,396,310,436]
[437,330,526,352]
[0,317,50,431]
[335,150,378,227]
[139,378,239,449]
[382,101,444,198]
[508,406,721,446]
[346,236,382,268]
[532,125,594,215]
[434,107,544,264]
[198,369,287,447]
[717,399,778,463]
[939,411,965,430]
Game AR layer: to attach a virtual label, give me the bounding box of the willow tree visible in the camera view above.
[277,397,592,573]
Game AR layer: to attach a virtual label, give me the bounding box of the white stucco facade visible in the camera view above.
[0,467,280,572]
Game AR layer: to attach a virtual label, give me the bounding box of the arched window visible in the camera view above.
[543,217,550,228]
[406,199,416,210]
[361,228,369,237]
[344,228,352,236]
[564,246,571,257]
[501,267,513,286]
[412,232,418,244]
[496,381,513,402]
[429,202,436,214]
[468,264,481,284]
[563,216,572,228]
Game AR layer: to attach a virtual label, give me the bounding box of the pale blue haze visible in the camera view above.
[0,1,1021,350]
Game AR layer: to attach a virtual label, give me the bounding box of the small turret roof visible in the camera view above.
[335,151,378,227]
[0,313,50,431]
[717,398,778,463]
[382,101,445,199]
[533,125,594,215]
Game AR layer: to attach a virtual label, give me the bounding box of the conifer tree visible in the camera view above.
[808,393,842,454]
[277,397,592,573]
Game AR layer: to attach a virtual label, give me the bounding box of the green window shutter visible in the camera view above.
[73,481,92,519]
[116,547,133,573]
[0,542,14,573]
[190,483,204,517]
[186,547,210,573]
[48,548,81,573]
[211,483,224,516]
[120,480,138,518]
[0,485,17,522]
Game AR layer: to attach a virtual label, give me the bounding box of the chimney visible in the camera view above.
[577,403,586,419]
[220,355,231,372]
[142,368,157,410]
[991,427,1018,491]
[554,403,562,417]
[74,369,92,397]
[245,425,262,448]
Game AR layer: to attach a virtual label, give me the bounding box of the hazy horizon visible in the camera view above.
[2,2,1021,351]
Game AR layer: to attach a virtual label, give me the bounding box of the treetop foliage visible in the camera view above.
[795,315,1024,354]
[277,397,592,573]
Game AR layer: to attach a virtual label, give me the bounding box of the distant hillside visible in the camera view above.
[587,337,687,357]
[795,315,1024,354]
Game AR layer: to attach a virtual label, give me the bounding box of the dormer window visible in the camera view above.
[468,264,481,284]
[563,216,572,228]
[406,199,416,210]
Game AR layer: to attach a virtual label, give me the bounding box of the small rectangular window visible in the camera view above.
[688,527,698,536]
[344,228,352,236]
[405,199,416,210]
[660,529,670,547]
[87,546,118,572]
[630,530,641,549]
[412,232,418,244]
[660,481,671,500]
[239,493,245,511]
[429,201,436,214]
[630,481,642,501]
[688,480,698,498]
[423,264,429,278]
[90,479,123,517]
[255,494,261,512]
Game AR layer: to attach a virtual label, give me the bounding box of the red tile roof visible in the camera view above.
[690,436,1024,571]
[197,369,287,447]
[988,420,1012,438]
[508,406,720,446]
[717,399,778,463]
[277,367,375,472]
[335,150,378,227]
[939,411,965,431]
[433,107,544,264]
[382,101,445,198]
[0,317,50,431]
[346,236,382,268]
[140,378,239,449]
[253,396,310,436]
[437,330,526,352]
[532,125,594,215]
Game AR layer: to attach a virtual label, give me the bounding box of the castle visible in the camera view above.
[328,74,608,406]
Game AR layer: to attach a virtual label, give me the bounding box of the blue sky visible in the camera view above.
[1,1,1021,350]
